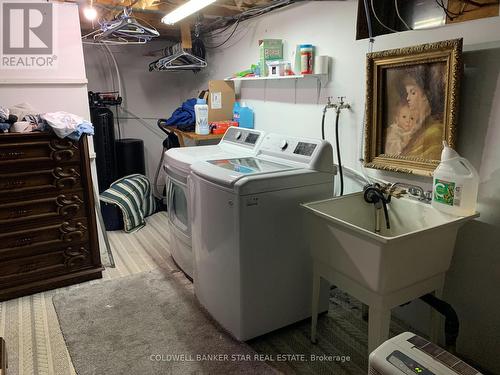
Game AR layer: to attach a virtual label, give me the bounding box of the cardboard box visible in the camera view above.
[208,80,235,122]
[259,39,283,77]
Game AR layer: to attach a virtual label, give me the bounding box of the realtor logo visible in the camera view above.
[1,2,56,68]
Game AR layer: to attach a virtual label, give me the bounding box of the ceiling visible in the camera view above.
[62,0,277,40]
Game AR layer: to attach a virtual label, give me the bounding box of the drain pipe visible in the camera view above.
[419,294,459,350]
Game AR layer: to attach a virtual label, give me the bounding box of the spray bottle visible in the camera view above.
[432,142,479,216]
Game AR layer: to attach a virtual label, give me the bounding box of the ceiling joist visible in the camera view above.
[67,0,278,40]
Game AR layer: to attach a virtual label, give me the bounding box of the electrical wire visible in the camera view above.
[102,43,122,97]
[394,0,412,30]
[435,0,461,20]
[115,104,122,140]
[370,0,400,34]
[153,147,167,199]
[205,18,241,49]
[101,43,168,200]
[358,0,376,187]
[203,0,293,37]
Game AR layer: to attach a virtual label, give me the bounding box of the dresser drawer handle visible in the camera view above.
[51,149,75,162]
[50,139,77,161]
[60,221,87,242]
[3,180,26,189]
[0,151,26,159]
[56,195,83,217]
[14,237,33,247]
[9,208,33,218]
[53,167,80,188]
[64,246,89,268]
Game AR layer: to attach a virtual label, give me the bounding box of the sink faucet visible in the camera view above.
[388,182,432,203]
[363,183,391,232]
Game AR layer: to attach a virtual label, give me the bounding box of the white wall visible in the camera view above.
[192,2,500,372]
[83,1,500,371]
[83,41,185,182]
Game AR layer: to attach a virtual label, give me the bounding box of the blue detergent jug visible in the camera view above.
[233,102,241,124]
[239,103,254,129]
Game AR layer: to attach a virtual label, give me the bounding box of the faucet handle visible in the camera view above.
[408,187,421,197]
[380,183,405,198]
[424,191,433,202]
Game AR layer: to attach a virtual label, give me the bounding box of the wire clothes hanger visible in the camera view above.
[83,7,159,45]
[148,42,208,72]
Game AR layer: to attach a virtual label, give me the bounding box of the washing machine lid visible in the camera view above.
[191,156,301,188]
[164,128,266,175]
[209,157,292,174]
[165,145,225,175]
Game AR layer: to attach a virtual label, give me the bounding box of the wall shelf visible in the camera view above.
[225,74,326,83]
[226,74,328,103]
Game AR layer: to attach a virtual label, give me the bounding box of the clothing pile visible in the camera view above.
[0,103,45,133]
[160,98,197,132]
[0,102,94,140]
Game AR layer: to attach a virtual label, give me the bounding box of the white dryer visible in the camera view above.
[164,127,264,278]
[190,133,335,340]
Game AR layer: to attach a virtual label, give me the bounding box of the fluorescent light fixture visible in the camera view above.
[161,0,216,25]
[413,17,444,30]
[83,6,97,21]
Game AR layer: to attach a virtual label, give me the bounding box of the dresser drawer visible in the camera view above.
[0,192,86,225]
[0,165,82,195]
[0,244,93,287]
[0,219,89,259]
[0,137,80,167]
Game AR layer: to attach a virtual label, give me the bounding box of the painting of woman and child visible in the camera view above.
[364,39,461,176]
[382,62,446,161]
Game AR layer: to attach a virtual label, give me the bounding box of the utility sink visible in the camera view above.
[302,192,479,294]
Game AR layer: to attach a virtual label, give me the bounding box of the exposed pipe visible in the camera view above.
[420,293,459,350]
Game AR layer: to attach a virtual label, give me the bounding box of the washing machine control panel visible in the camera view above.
[257,134,333,172]
[259,134,322,163]
[222,127,263,148]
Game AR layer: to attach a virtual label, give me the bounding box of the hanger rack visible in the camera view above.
[148,22,207,72]
[148,45,208,71]
[83,7,159,45]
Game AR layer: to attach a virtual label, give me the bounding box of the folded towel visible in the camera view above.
[100,174,156,233]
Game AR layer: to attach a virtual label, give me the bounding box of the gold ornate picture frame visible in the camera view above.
[364,39,462,176]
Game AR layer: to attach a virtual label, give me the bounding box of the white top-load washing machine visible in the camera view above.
[190,133,335,340]
[164,127,265,278]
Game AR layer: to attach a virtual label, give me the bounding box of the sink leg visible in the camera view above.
[430,282,445,344]
[368,306,391,354]
[311,272,321,344]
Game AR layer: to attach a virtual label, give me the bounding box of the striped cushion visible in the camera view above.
[100,174,156,233]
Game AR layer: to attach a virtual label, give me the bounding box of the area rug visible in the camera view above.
[52,269,277,375]
[246,288,416,375]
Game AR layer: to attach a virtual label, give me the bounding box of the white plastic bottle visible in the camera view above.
[432,142,479,216]
[194,98,209,135]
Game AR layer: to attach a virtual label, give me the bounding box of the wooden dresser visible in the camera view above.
[0,132,103,301]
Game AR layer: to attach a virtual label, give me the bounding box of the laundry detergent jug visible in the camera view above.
[432,142,479,216]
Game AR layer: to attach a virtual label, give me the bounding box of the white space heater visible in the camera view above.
[369,332,482,375]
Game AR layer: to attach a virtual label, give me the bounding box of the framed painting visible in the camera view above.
[363,39,462,176]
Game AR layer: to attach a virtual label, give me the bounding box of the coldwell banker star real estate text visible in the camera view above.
[1,1,57,69]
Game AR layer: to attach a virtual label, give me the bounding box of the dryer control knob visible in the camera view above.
[280,140,288,150]
[235,131,242,140]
